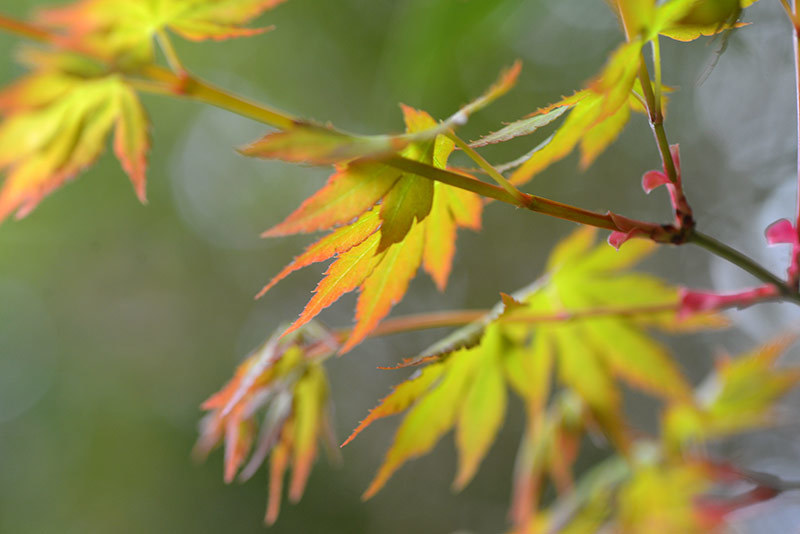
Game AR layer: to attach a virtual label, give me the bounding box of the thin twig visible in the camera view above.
[0,14,52,44]
[155,29,186,74]
[448,132,528,206]
[791,0,800,288]
[689,231,800,301]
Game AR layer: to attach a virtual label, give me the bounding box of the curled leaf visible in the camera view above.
[765,218,797,246]
[469,105,569,148]
[607,229,640,250]
[0,66,150,222]
[197,327,338,525]
[641,170,670,194]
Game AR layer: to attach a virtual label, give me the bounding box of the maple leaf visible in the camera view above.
[657,0,760,42]
[469,104,570,148]
[494,228,700,451]
[273,107,480,353]
[616,460,714,534]
[502,0,759,186]
[195,326,339,525]
[664,336,800,452]
[525,444,775,533]
[345,227,724,500]
[39,0,287,65]
[615,0,757,41]
[507,40,644,185]
[240,61,522,166]
[514,446,724,533]
[248,65,521,352]
[0,50,149,221]
[349,324,509,499]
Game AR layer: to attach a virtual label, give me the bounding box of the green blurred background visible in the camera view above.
[1,1,798,532]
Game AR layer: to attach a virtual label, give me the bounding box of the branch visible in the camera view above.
[362,303,679,339]
[616,8,693,233]
[688,231,800,302]
[379,155,673,239]
[448,132,529,206]
[790,0,800,288]
[323,289,789,355]
[136,65,298,130]
[1,12,799,304]
[638,51,694,232]
[0,14,52,44]
[694,460,800,521]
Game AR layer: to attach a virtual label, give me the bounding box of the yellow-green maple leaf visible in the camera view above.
[356,324,509,498]
[664,336,800,452]
[39,0,287,65]
[248,64,523,352]
[506,0,760,185]
[0,51,149,221]
[347,227,722,499]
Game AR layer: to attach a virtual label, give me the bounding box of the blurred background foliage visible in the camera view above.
[0,1,799,532]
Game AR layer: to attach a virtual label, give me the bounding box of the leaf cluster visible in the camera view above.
[1,0,797,531]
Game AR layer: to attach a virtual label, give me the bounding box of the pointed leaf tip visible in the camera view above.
[642,170,670,194]
[765,219,797,245]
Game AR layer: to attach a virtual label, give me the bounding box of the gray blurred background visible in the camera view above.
[1,1,799,532]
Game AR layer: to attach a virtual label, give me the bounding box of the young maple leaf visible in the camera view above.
[240,61,521,166]
[616,460,715,534]
[656,0,760,42]
[195,328,339,525]
[0,50,149,221]
[38,0,287,65]
[505,40,643,185]
[345,227,725,500]
[614,0,758,40]
[500,0,760,186]
[345,324,510,499]
[663,336,800,452]
[246,65,522,352]
[271,107,481,353]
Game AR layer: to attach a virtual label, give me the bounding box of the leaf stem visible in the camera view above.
[497,303,678,323]
[337,291,788,348]
[448,132,528,206]
[0,14,52,44]
[329,303,680,351]
[792,0,800,288]
[638,57,678,184]
[781,0,794,18]
[362,303,680,339]
[688,230,800,301]
[381,155,672,239]
[651,36,663,123]
[137,64,298,130]
[618,0,693,232]
[366,309,488,337]
[155,29,186,75]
